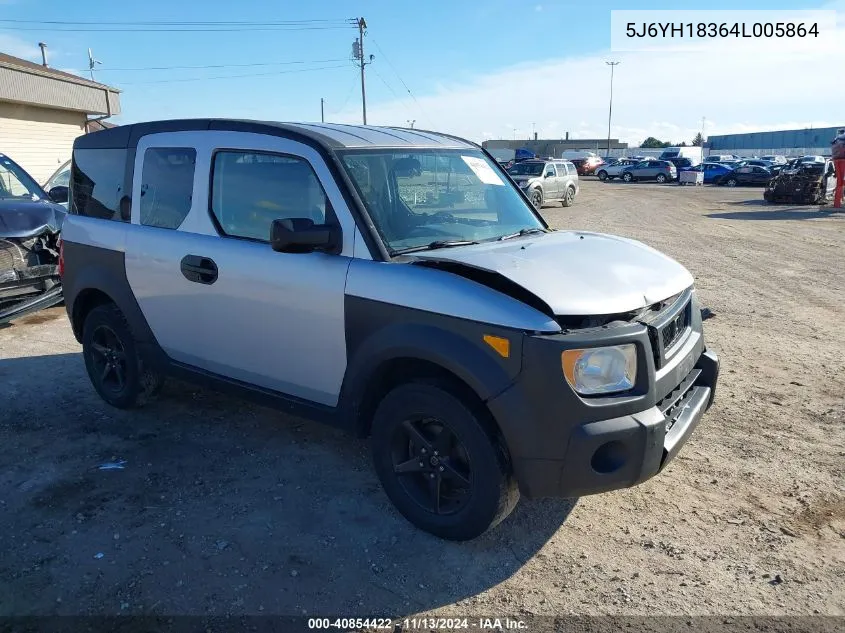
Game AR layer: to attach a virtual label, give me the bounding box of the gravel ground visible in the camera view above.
[0,179,843,621]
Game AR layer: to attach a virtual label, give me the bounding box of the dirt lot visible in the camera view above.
[0,180,843,621]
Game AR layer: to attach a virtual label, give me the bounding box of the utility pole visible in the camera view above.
[352,17,373,125]
[321,98,325,123]
[406,119,415,129]
[605,61,620,156]
[88,48,102,81]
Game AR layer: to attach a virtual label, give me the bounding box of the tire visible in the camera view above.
[82,303,164,409]
[371,381,519,541]
[725,178,738,187]
[655,173,667,184]
[561,186,575,207]
[622,172,633,182]
[597,170,608,181]
[530,188,543,209]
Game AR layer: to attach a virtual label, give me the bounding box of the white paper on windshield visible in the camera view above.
[461,156,505,186]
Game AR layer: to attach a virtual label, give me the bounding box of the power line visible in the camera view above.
[1,25,357,32]
[369,38,434,128]
[0,18,354,25]
[116,63,350,85]
[69,58,348,72]
[326,73,360,116]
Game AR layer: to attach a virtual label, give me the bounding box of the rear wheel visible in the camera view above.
[622,172,633,182]
[656,173,667,184]
[597,170,608,181]
[530,189,543,209]
[725,178,738,187]
[82,304,163,409]
[561,186,575,207]
[371,382,518,541]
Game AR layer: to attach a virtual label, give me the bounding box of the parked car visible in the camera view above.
[0,152,67,324]
[595,158,640,181]
[43,160,71,209]
[665,157,697,172]
[507,159,579,208]
[703,154,738,163]
[570,155,605,176]
[620,159,677,183]
[60,120,719,541]
[736,159,775,169]
[760,155,787,165]
[716,165,774,187]
[678,162,734,184]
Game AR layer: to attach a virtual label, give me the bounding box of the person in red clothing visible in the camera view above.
[832,129,845,208]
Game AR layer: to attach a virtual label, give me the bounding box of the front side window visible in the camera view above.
[0,156,43,199]
[70,149,127,221]
[210,151,328,242]
[340,149,544,253]
[47,169,70,189]
[140,148,196,229]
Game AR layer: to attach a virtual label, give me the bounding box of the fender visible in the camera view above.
[61,240,169,370]
[340,298,526,433]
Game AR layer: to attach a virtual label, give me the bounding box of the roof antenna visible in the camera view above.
[38,42,48,67]
[87,48,102,81]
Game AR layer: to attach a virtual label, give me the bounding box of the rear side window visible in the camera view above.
[210,151,328,242]
[70,149,127,221]
[139,148,196,229]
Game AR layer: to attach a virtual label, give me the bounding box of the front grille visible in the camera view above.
[661,306,690,351]
[659,368,701,431]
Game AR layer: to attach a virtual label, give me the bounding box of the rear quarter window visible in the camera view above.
[70,149,128,221]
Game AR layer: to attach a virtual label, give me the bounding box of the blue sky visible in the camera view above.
[1,0,843,144]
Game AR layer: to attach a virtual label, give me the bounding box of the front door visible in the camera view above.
[124,131,359,407]
[543,163,559,199]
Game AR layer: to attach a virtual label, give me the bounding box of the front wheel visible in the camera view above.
[371,382,518,541]
[82,304,164,409]
[561,186,575,207]
[656,173,667,184]
[622,172,633,182]
[597,170,608,181]
[530,189,543,209]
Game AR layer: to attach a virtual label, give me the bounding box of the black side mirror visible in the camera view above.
[270,218,339,254]
[48,186,69,204]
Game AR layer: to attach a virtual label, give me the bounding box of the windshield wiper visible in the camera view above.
[391,239,480,255]
[497,227,547,241]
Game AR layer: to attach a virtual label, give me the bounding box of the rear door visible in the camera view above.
[123,131,359,407]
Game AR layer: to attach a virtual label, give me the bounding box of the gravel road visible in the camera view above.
[0,179,843,620]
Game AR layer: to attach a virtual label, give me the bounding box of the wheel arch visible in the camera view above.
[340,322,520,446]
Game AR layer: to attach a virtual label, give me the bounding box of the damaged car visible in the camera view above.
[763,159,837,204]
[0,153,67,324]
[61,121,719,541]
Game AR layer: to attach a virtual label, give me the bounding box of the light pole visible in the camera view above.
[406,119,415,129]
[605,61,620,157]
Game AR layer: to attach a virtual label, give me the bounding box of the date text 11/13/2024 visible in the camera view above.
[307,617,527,630]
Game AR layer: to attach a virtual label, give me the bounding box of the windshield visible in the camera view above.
[506,162,545,176]
[0,156,43,200]
[340,149,544,253]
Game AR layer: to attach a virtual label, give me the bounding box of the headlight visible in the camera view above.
[561,344,637,395]
[519,181,532,188]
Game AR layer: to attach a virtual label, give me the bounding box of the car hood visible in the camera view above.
[0,199,67,238]
[408,230,694,316]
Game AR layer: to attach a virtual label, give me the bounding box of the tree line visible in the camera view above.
[640,133,704,148]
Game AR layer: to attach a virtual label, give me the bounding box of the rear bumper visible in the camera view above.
[488,333,719,499]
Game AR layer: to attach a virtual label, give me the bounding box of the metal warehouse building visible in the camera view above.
[706,126,843,158]
[1,52,120,183]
